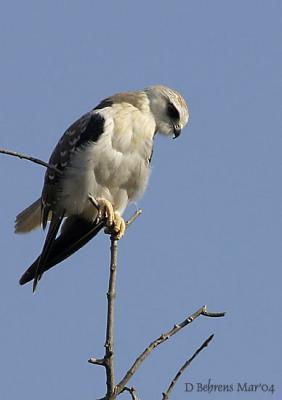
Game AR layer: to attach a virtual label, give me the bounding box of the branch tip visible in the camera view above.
[126,209,143,227]
[88,357,105,366]
[162,333,215,399]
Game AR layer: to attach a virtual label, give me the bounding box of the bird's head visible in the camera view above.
[145,85,189,138]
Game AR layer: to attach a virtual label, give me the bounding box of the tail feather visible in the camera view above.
[15,198,42,233]
[32,211,65,292]
[19,216,105,286]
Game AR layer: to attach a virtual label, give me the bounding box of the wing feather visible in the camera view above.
[20,216,105,286]
[32,211,65,292]
[42,111,105,215]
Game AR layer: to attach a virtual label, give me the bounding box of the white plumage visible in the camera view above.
[60,105,154,218]
[16,85,189,290]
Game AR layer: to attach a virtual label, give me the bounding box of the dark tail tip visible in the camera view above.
[19,274,30,285]
[19,275,27,285]
[19,265,36,285]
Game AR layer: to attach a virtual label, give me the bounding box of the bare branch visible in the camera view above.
[162,334,214,399]
[89,209,142,400]
[104,236,118,397]
[103,210,142,397]
[115,306,225,396]
[88,237,117,399]
[0,147,62,174]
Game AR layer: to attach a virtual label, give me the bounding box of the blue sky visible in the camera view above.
[0,1,281,399]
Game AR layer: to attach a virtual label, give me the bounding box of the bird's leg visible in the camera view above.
[112,212,126,240]
[96,198,125,240]
[96,198,114,227]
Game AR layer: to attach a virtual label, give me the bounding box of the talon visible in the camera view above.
[113,212,126,240]
[96,198,114,227]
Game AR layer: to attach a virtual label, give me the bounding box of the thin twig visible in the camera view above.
[162,334,214,399]
[126,209,142,227]
[114,306,225,396]
[88,193,100,211]
[201,307,225,318]
[121,386,140,400]
[0,147,62,174]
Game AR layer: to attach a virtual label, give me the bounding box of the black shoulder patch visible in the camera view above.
[77,112,105,147]
[42,111,105,206]
[94,98,113,110]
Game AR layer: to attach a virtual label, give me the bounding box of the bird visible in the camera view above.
[16,85,189,291]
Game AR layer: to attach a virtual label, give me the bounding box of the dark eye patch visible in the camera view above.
[167,102,180,120]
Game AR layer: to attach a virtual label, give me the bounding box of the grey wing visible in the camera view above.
[29,109,107,290]
[15,111,105,234]
[41,110,105,227]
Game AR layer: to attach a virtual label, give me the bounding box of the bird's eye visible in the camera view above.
[167,102,180,120]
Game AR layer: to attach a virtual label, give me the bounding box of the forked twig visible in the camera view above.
[87,196,225,399]
[114,306,225,396]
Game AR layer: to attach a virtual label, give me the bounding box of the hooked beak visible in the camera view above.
[173,126,181,139]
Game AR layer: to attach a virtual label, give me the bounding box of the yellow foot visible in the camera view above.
[95,199,125,240]
[112,212,126,240]
[96,198,114,227]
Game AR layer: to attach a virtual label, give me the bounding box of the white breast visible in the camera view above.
[59,105,156,219]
